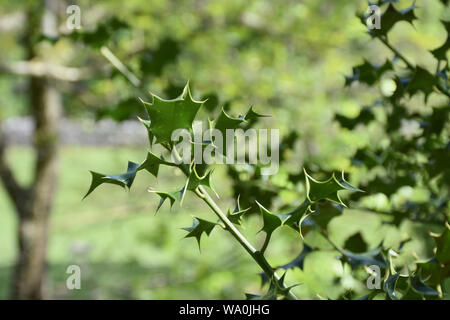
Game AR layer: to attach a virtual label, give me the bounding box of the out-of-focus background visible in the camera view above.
[0,0,448,299]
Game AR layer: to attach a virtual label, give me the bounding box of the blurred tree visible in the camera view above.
[0,0,63,299]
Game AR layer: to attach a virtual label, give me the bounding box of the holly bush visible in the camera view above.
[84,1,450,300]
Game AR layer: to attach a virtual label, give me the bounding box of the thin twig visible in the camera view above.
[377,36,450,98]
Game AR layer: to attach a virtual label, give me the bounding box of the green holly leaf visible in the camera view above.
[211,108,246,138]
[431,37,450,62]
[357,291,382,300]
[246,273,297,300]
[406,67,438,102]
[345,60,393,86]
[139,38,181,77]
[83,161,140,199]
[384,272,401,300]
[431,222,450,266]
[343,232,368,253]
[244,293,262,300]
[244,106,269,121]
[138,150,176,177]
[341,246,388,269]
[97,97,143,122]
[416,258,447,291]
[64,17,129,48]
[266,273,299,300]
[180,165,217,205]
[410,275,440,296]
[83,150,178,199]
[137,116,154,146]
[148,187,185,212]
[304,169,362,205]
[256,201,282,238]
[335,108,375,130]
[275,244,314,270]
[185,165,215,192]
[431,21,450,61]
[351,147,385,169]
[361,2,418,38]
[182,217,217,249]
[311,202,344,231]
[278,200,313,236]
[226,195,250,226]
[140,82,204,144]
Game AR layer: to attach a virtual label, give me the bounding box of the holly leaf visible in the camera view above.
[275,244,314,270]
[83,161,140,199]
[97,97,143,122]
[362,3,418,38]
[278,200,313,236]
[212,108,246,137]
[345,60,392,86]
[311,202,344,231]
[185,165,215,192]
[341,245,388,269]
[225,195,250,226]
[430,21,450,61]
[304,169,362,205]
[148,187,185,212]
[416,258,446,289]
[335,108,375,130]
[431,222,450,266]
[384,272,401,300]
[138,150,176,177]
[140,82,204,144]
[139,38,181,77]
[351,148,385,169]
[344,232,368,253]
[256,201,282,238]
[64,17,129,48]
[137,116,154,146]
[431,37,450,61]
[244,106,269,121]
[245,293,262,300]
[410,275,440,296]
[248,273,299,300]
[266,273,299,300]
[406,66,438,102]
[182,217,217,249]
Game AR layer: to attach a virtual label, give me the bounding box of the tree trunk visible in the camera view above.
[10,0,61,299]
[11,77,61,299]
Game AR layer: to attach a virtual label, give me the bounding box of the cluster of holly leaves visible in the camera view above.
[331,0,450,299]
[218,0,450,299]
[83,80,361,299]
[82,1,450,300]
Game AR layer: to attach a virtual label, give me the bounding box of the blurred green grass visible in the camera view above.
[0,146,439,299]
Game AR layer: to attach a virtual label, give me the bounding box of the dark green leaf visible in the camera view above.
[304,169,362,205]
[183,217,217,249]
[275,245,314,270]
[225,195,250,226]
[384,272,400,300]
[83,161,140,199]
[138,151,176,177]
[256,201,282,238]
[141,82,204,144]
[410,275,440,296]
